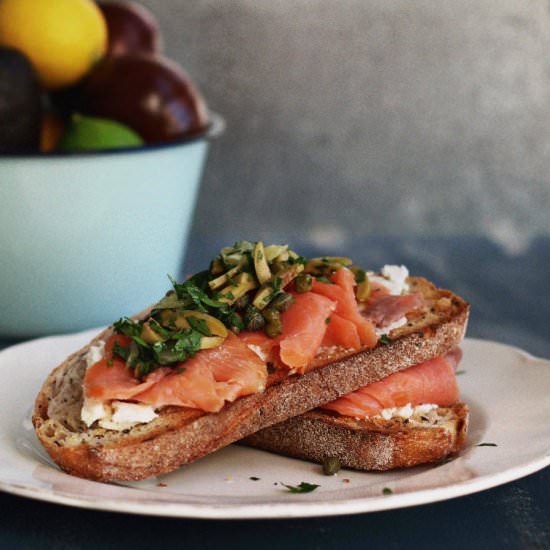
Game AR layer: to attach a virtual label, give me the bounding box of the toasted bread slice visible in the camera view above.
[32,277,469,481]
[244,403,469,470]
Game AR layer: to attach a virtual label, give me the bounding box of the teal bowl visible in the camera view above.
[0,114,223,338]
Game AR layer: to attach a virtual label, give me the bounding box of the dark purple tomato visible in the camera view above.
[0,47,42,152]
[98,1,161,56]
[78,53,208,144]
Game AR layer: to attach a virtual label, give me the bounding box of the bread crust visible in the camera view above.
[244,403,470,470]
[32,277,469,481]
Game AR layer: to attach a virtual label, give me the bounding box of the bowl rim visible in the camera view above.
[0,111,225,159]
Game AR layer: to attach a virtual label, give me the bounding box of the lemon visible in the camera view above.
[0,0,107,89]
[57,114,144,151]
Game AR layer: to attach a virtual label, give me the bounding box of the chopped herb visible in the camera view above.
[325,317,331,324]
[271,276,283,291]
[107,359,114,367]
[287,255,306,265]
[456,370,466,375]
[382,487,393,495]
[112,341,130,361]
[249,476,260,481]
[379,334,391,345]
[476,442,498,447]
[354,268,366,283]
[281,482,320,494]
[176,367,186,374]
[186,316,212,336]
[257,251,263,260]
[113,317,143,339]
[315,276,333,284]
[224,291,235,300]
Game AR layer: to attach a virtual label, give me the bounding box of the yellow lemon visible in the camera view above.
[0,0,107,89]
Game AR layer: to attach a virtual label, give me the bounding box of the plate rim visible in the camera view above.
[0,334,549,519]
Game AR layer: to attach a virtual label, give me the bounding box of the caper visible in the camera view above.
[245,305,265,331]
[235,293,251,310]
[271,260,290,274]
[262,307,280,323]
[265,319,283,338]
[322,456,341,476]
[228,311,244,333]
[294,273,313,293]
[210,256,225,275]
[271,292,295,312]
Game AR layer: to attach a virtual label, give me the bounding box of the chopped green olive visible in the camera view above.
[262,307,280,323]
[265,319,283,338]
[158,310,228,338]
[199,336,226,349]
[294,273,313,293]
[264,244,289,262]
[305,256,352,274]
[208,259,246,291]
[155,349,185,364]
[244,305,265,331]
[252,263,305,309]
[127,341,140,368]
[219,272,258,304]
[271,292,294,312]
[356,275,370,302]
[322,456,341,476]
[253,241,272,284]
[140,321,165,344]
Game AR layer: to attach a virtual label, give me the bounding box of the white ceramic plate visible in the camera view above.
[1,330,549,519]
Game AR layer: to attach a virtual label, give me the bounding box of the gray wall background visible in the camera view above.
[142,0,550,251]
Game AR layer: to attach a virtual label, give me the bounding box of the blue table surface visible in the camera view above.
[1,236,549,549]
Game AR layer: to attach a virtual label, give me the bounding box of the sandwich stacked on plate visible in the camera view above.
[33,241,469,481]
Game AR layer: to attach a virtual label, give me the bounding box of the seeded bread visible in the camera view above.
[244,403,469,470]
[32,277,469,481]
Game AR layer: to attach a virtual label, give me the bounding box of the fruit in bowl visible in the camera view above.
[0,48,42,152]
[78,54,208,144]
[0,0,210,152]
[98,0,162,56]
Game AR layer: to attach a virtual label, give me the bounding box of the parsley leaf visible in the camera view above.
[379,334,391,345]
[382,487,393,495]
[281,482,320,494]
[112,341,129,361]
[186,315,212,336]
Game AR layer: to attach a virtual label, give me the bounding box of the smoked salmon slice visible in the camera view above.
[321,351,460,418]
[322,313,361,350]
[278,292,336,371]
[240,292,336,372]
[312,268,378,348]
[84,335,170,401]
[133,333,268,412]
